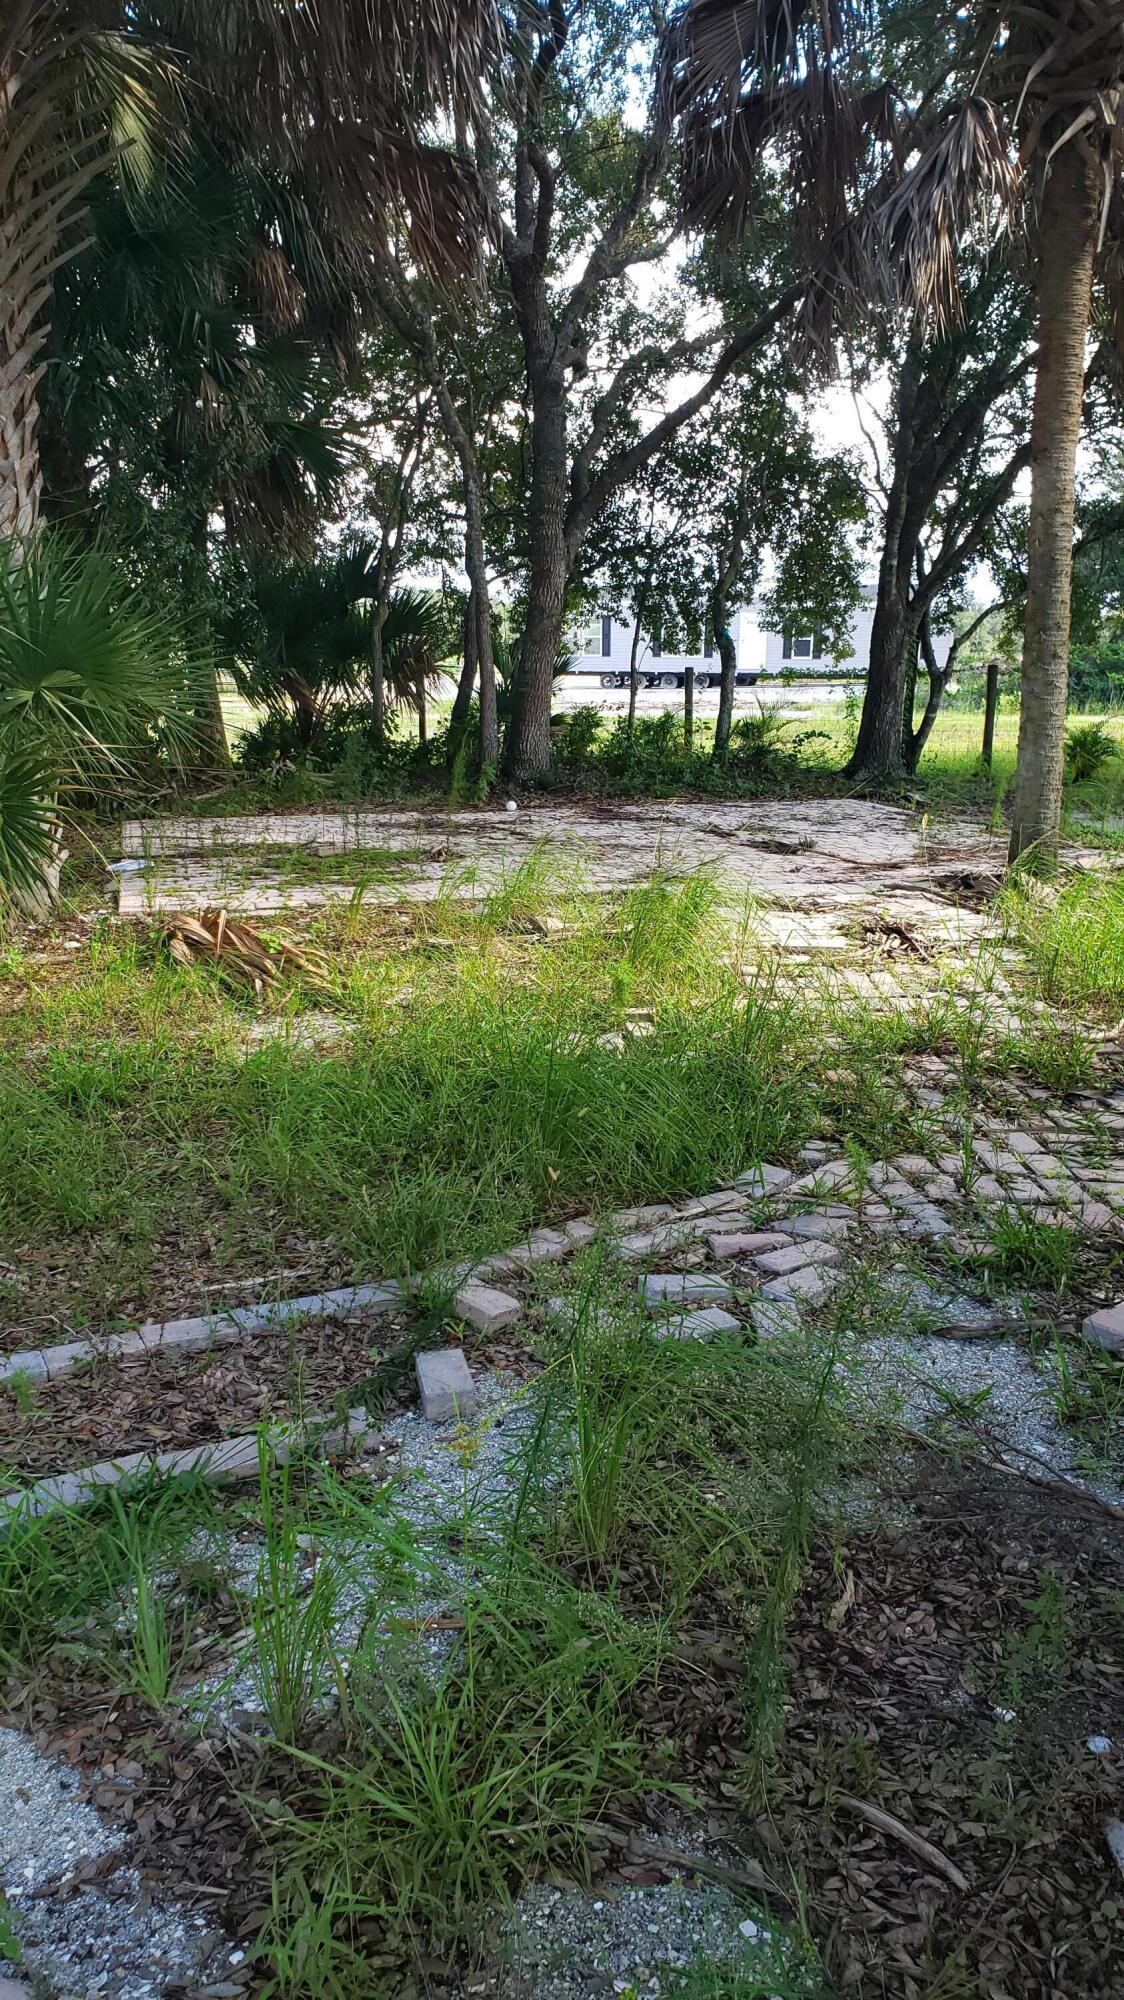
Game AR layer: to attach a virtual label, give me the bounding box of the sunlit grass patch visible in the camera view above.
[998,870,1124,1009]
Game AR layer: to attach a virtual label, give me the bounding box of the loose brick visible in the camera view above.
[1082,1301,1124,1357]
[416,1347,477,1421]
[454,1282,523,1333]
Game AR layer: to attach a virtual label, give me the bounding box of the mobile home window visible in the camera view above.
[783,632,814,659]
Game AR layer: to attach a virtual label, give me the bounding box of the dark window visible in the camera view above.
[601,614,613,657]
[792,634,813,659]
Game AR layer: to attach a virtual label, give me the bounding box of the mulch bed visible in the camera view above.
[0,1216,359,1354]
[0,1313,538,1482]
[574,1454,1124,2000]
[768,1459,1124,1999]
[0,1312,411,1479]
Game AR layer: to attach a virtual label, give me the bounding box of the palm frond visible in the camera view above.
[873,98,1020,328]
[0,533,198,774]
[0,741,57,901]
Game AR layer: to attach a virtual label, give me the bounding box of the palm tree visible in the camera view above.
[1,0,499,561]
[660,0,1124,865]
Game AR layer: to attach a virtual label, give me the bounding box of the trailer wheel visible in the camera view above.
[599,673,616,687]
[659,672,679,688]
[694,672,710,690]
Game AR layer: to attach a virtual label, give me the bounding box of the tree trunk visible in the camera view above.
[368,611,387,742]
[0,210,47,559]
[846,351,922,785]
[187,512,229,768]
[463,480,498,771]
[905,614,945,772]
[448,592,478,760]
[1008,144,1098,868]
[982,658,999,769]
[626,606,643,736]
[712,587,738,763]
[416,673,427,744]
[503,368,567,783]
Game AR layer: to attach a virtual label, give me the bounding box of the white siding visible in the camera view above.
[568,593,953,679]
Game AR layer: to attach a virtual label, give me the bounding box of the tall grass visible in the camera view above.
[999,870,1124,1008]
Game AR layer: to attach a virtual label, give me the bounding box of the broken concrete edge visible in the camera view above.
[0,1409,380,1523]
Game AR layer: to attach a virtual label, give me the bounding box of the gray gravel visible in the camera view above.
[495,1879,790,1998]
[0,1727,221,2000]
[192,1369,547,1723]
[848,1275,1124,1510]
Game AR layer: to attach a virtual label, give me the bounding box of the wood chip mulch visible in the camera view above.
[0,1312,418,1479]
[768,1460,1124,1999]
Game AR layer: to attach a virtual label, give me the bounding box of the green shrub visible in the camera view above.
[1064,719,1118,785]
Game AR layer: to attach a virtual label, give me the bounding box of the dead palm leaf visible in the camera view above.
[162,908,334,995]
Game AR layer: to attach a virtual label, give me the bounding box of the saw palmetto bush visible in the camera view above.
[0,535,193,908]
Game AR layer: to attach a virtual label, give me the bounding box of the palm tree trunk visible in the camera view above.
[1008,145,1099,868]
[0,258,46,558]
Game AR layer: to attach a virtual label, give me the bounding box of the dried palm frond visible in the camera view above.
[659,0,851,128]
[873,98,1020,329]
[162,908,334,995]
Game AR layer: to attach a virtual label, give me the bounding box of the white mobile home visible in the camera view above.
[567,608,761,689]
[568,586,953,684]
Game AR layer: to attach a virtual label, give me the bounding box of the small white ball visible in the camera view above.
[504,799,518,812]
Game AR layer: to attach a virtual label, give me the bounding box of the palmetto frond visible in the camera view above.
[380,586,444,707]
[0,532,196,772]
[0,742,58,899]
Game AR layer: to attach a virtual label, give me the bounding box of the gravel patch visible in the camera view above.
[0,1727,219,2000]
[193,1369,547,1723]
[495,1878,789,1998]
[853,1329,1124,1511]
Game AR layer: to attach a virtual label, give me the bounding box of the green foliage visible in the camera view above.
[0,535,194,898]
[1064,719,1119,784]
[986,1211,1078,1290]
[249,1439,346,1742]
[1000,871,1124,1007]
[0,746,58,901]
[0,1475,214,1676]
[258,1560,652,1982]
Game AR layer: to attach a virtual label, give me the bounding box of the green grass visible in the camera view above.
[254,1304,864,1994]
[0,1472,217,1679]
[0,862,1112,1335]
[998,869,1124,1009]
[986,1210,1080,1290]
